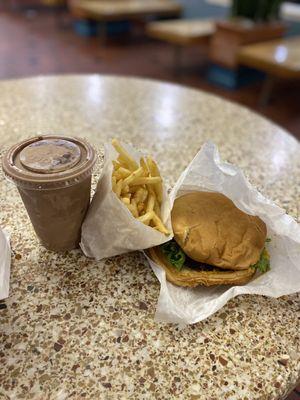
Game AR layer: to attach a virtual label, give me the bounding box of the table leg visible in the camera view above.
[173,45,183,77]
[99,21,107,46]
[259,75,275,107]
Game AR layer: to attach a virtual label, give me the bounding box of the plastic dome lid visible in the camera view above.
[2,135,97,190]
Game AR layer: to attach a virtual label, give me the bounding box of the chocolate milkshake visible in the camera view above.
[2,135,96,251]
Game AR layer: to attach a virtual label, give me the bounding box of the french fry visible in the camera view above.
[123,167,144,187]
[146,184,155,195]
[127,202,139,218]
[147,157,163,204]
[117,154,130,167]
[123,193,132,200]
[138,211,154,225]
[112,160,122,170]
[117,155,137,172]
[112,139,139,170]
[146,192,155,213]
[112,176,117,192]
[111,139,169,235]
[137,202,145,213]
[152,212,170,235]
[118,167,131,178]
[122,197,130,205]
[140,188,148,203]
[115,179,123,197]
[140,157,149,175]
[154,199,161,218]
[131,198,138,209]
[121,185,130,195]
[133,187,146,203]
[113,170,124,181]
[130,177,161,186]
[128,185,141,194]
[154,183,163,204]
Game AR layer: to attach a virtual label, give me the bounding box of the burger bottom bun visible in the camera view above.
[147,247,255,288]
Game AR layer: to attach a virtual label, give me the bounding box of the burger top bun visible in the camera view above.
[171,192,267,270]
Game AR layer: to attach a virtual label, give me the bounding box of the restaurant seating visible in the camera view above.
[68,0,182,41]
[147,18,215,46]
[147,18,215,70]
[68,0,182,22]
[239,36,300,104]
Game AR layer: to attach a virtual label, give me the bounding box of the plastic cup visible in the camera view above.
[2,135,97,251]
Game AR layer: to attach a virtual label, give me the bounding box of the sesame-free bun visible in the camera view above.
[172,192,267,270]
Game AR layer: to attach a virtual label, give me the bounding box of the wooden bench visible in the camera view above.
[147,19,215,45]
[68,0,182,41]
[239,36,300,104]
[146,18,215,71]
[69,0,182,21]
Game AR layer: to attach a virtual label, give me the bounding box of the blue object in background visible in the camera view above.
[106,21,131,35]
[286,21,300,35]
[208,64,265,89]
[74,20,99,37]
[74,20,131,37]
[177,0,229,19]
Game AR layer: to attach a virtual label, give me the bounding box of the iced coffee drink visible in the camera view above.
[2,135,96,251]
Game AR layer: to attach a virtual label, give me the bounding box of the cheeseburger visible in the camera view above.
[148,192,270,287]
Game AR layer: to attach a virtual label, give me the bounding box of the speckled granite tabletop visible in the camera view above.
[0,75,299,400]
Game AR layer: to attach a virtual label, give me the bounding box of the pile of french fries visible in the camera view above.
[111,139,170,235]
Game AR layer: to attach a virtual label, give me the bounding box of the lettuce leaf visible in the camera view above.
[251,247,270,273]
[161,240,186,271]
[161,240,271,274]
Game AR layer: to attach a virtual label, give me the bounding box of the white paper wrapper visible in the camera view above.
[0,227,11,300]
[80,142,173,260]
[146,142,300,325]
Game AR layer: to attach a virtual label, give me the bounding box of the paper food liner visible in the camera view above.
[80,142,173,260]
[146,142,300,325]
[0,227,11,300]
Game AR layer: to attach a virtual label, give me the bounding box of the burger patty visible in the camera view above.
[182,254,217,272]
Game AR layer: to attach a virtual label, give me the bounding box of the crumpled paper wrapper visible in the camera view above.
[0,226,11,300]
[146,142,300,325]
[80,141,173,260]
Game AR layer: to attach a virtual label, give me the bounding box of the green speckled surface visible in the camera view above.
[0,75,299,399]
